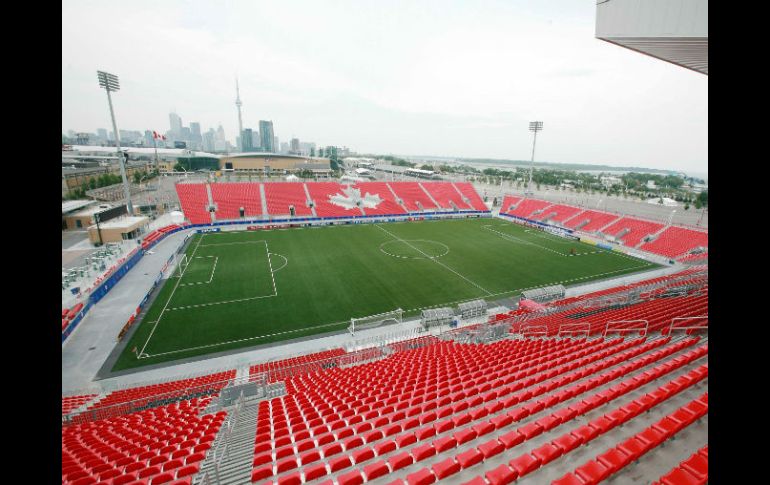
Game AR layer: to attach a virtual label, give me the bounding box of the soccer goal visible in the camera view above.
[173,254,190,278]
[349,308,403,336]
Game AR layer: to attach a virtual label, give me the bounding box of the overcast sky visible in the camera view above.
[62,0,707,174]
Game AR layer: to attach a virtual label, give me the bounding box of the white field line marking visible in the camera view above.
[270,253,289,272]
[482,225,567,256]
[140,319,348,358]
[168,241,276,310]
[179,256,219,286]
[139,233,205,356]
[198,240,267,247]
[143,259,657,359]
[264,241,278,296]
[374,224,493,296]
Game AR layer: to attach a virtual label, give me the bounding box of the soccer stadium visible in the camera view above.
[62,2,708,485]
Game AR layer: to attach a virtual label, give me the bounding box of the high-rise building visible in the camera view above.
[203,129,216,152]
[190,122,202,149]
[169,112,183,135]
[242,128,254,151]
[290,137,300,154]
[259,120,275,152]
[144,130,154,147]
[96,128,108,143]
[280,142,290,154]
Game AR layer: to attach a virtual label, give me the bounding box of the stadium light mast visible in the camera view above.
[97,70,133,215]
[528,121,543,196]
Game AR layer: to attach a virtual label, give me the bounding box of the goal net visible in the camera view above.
[349,308,403,336]
[173,254,190,278]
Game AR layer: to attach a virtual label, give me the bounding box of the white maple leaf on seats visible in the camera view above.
[329,185,382,209]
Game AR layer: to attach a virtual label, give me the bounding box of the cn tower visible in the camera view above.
[235,78,244,152]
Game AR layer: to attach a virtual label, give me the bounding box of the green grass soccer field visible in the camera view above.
[113,217,659,370]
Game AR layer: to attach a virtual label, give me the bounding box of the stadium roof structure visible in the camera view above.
[596,0,708,75]
[62,199,95,215]
[69,145,220,158]
[89,215,148,230]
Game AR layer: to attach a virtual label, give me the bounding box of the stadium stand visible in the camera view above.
[500,196,522,214]
[141,224,187,251]
[532,204,584,224]
[506,199,553,219]
[600,217,665,248]
[562,209,621,232]
[62,397,226,485]
[453,182,488,211]
[651,445,708,485]
[175,183,211,224]
[389,183,439,212]
[420,182,471,210]
[264,183,314,216]
[63,394,98,415]
[353,183,408,216]
[307,183,364,217]
[250,349,347,383]
[250,334,707,484]
[211,183,262,220]
[677,252,708,264]
[640,226,709,258]
[83,370,236,414]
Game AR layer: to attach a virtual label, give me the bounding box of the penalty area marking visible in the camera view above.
[179,256,219,286]
[269,253,288,272]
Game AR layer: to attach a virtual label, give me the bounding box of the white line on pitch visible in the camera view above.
[139,232,205,356]
[374,223,493,296]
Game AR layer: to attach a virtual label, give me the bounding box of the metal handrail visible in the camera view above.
[603,319,649,338]
[558,322,591,338]
[664,316,708,336]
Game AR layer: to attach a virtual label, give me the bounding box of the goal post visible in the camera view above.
[173,254,189,278]
[349,308,403,336]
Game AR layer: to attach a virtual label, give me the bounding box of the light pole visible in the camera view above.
[667,209,677,226]
[97,70,133,215]
[528,121,543,196]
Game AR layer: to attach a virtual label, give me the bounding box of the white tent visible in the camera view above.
[285,174,300,182]
[168,211,185,224]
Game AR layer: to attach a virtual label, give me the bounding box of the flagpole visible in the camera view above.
[153,134,159,170]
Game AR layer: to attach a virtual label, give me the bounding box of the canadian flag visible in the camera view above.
[152,131,167,140]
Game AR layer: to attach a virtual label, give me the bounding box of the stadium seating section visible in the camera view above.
[453,183,488,211]
[176,182,489,221]
[500,196,522,214]
[211,183,263,220]
[641,227,709,258]
[175,183,211,224]
[353,183,408,216]
[63,394,98,415]
[388,183,439,212]
[532,204,584,224]
[264,183,314,217]
[562,210,621,232]
[505,199,553,219]
[250,349,347,383]
[600,217,665,248]
[420,182,471,210]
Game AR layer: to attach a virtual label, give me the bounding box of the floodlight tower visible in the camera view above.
[97,70,133,215]
[527,121,543,196]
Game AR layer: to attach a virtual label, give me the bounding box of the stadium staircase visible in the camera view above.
[418,183,442,210]
[303,184,318,218]
[636,225,670,249]
[260,185,269,217]
[195,399,261,485]
[206,183,216,223]
[386,183,411,214]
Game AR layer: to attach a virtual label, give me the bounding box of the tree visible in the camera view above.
[420,164,432,171]
[684,203,690,211]
[173,162,185,172]
[697,190,708,208]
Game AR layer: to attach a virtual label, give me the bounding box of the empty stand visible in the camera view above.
[353,183,408,216]
[563,209,621,232]
[641,226,709,258]
[453,183,488,211]
[420,182,471,210]
[601,217,665,248]
[264,183,314,216]
[307,183,363,218]
[507,199,552,219]
[211,183,262,220]
[532,204,583,224]
[500,196,522,214]
[175,183,211,224]
[389,183,438,212]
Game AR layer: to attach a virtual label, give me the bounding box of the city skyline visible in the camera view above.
[62,0,707,173]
